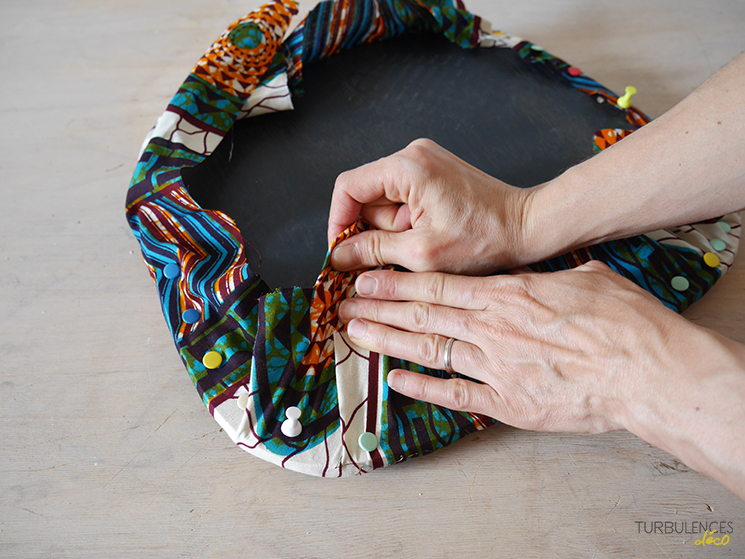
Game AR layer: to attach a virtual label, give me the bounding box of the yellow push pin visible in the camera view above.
[202,350,223,369]
[617,86,637,109]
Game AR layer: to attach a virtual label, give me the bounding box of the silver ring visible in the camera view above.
[443,337,456,374]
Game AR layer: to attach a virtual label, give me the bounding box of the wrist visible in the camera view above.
[616,322,745,496]
[517,170,589,265]
[492,182,549,270]
[522,157,644,265]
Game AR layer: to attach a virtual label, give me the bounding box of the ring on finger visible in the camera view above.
[443,337,456,374]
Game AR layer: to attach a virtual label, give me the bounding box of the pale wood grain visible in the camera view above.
[1,1,744,557]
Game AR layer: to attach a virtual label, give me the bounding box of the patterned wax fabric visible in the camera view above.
[126,0,741,477]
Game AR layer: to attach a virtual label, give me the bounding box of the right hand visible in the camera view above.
[328,139,538,275]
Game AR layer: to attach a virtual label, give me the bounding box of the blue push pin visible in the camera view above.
[182,309,200,324]
[164,263,180,279]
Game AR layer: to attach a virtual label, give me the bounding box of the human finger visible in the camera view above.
[387,369,502,416]
[346,318,486,380]
[359,201,412,233]
[330,229,415,270]
[339,298,479,345]
[351,269,494,310]
[327,159,410,245]
[327,188,365,246]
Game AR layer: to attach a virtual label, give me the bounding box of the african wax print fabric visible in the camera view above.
[126,0,741,477]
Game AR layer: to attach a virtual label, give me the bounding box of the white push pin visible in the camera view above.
[617,85,637,109]
[235,393,250,436]
[281,406,302,438]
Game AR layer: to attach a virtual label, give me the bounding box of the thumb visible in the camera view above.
[330,229,412,270]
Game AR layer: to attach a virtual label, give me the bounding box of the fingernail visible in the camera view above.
[347,318,367,339]
[331,244,358,269]
[356,275,376,296]
[388,371,404,391]
[338,299,359,322]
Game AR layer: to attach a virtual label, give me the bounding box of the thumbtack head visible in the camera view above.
[281,406,302,438]
[617,85,637,109]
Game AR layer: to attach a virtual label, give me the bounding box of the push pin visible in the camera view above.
[163,263,180,279]
[202,350,223,370]
[710,238,726,252]
[358,432,378,453]
[182,309,200,324]
[703,252,720,268]
[235,393,250,436]
[617,86,637,109]
[281,406,302,438]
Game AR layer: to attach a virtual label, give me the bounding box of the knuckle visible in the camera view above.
[373,323,387,347]
[583,259,610,273]
[407,138,436,152]
[374,272,398,300]
[418,334,441,367]
[405,373,428,400]
[360,299,380,323]
[459,312,480,336]
[334,170,352,190]
[407,243,439,271]
[402,140,438,176]
[447,379,472,410]
[499,278,534,306]
[366,320,390,351]
[410,302,431,331]
[364,233,386,267]
[424,273,447,302]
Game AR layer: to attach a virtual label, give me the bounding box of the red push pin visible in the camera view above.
[568,66,582,77]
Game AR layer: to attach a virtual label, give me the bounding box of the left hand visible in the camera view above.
[337,261,695,434]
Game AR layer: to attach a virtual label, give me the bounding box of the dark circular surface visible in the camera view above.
[184,32,633,288]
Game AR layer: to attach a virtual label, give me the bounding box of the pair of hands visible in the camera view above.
[323,51,745,495]
[327,139,690,435]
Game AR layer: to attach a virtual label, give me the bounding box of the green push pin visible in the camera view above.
[358,432,378,453]
[710,238,727,252]
[671,276,689,292]
[617,86,637,109]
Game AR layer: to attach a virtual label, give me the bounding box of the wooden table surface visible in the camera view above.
[2,0,744,557]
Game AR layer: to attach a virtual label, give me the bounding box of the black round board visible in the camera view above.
[183,31,633,288]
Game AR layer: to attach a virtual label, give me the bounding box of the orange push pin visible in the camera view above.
[617,86,637,109]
